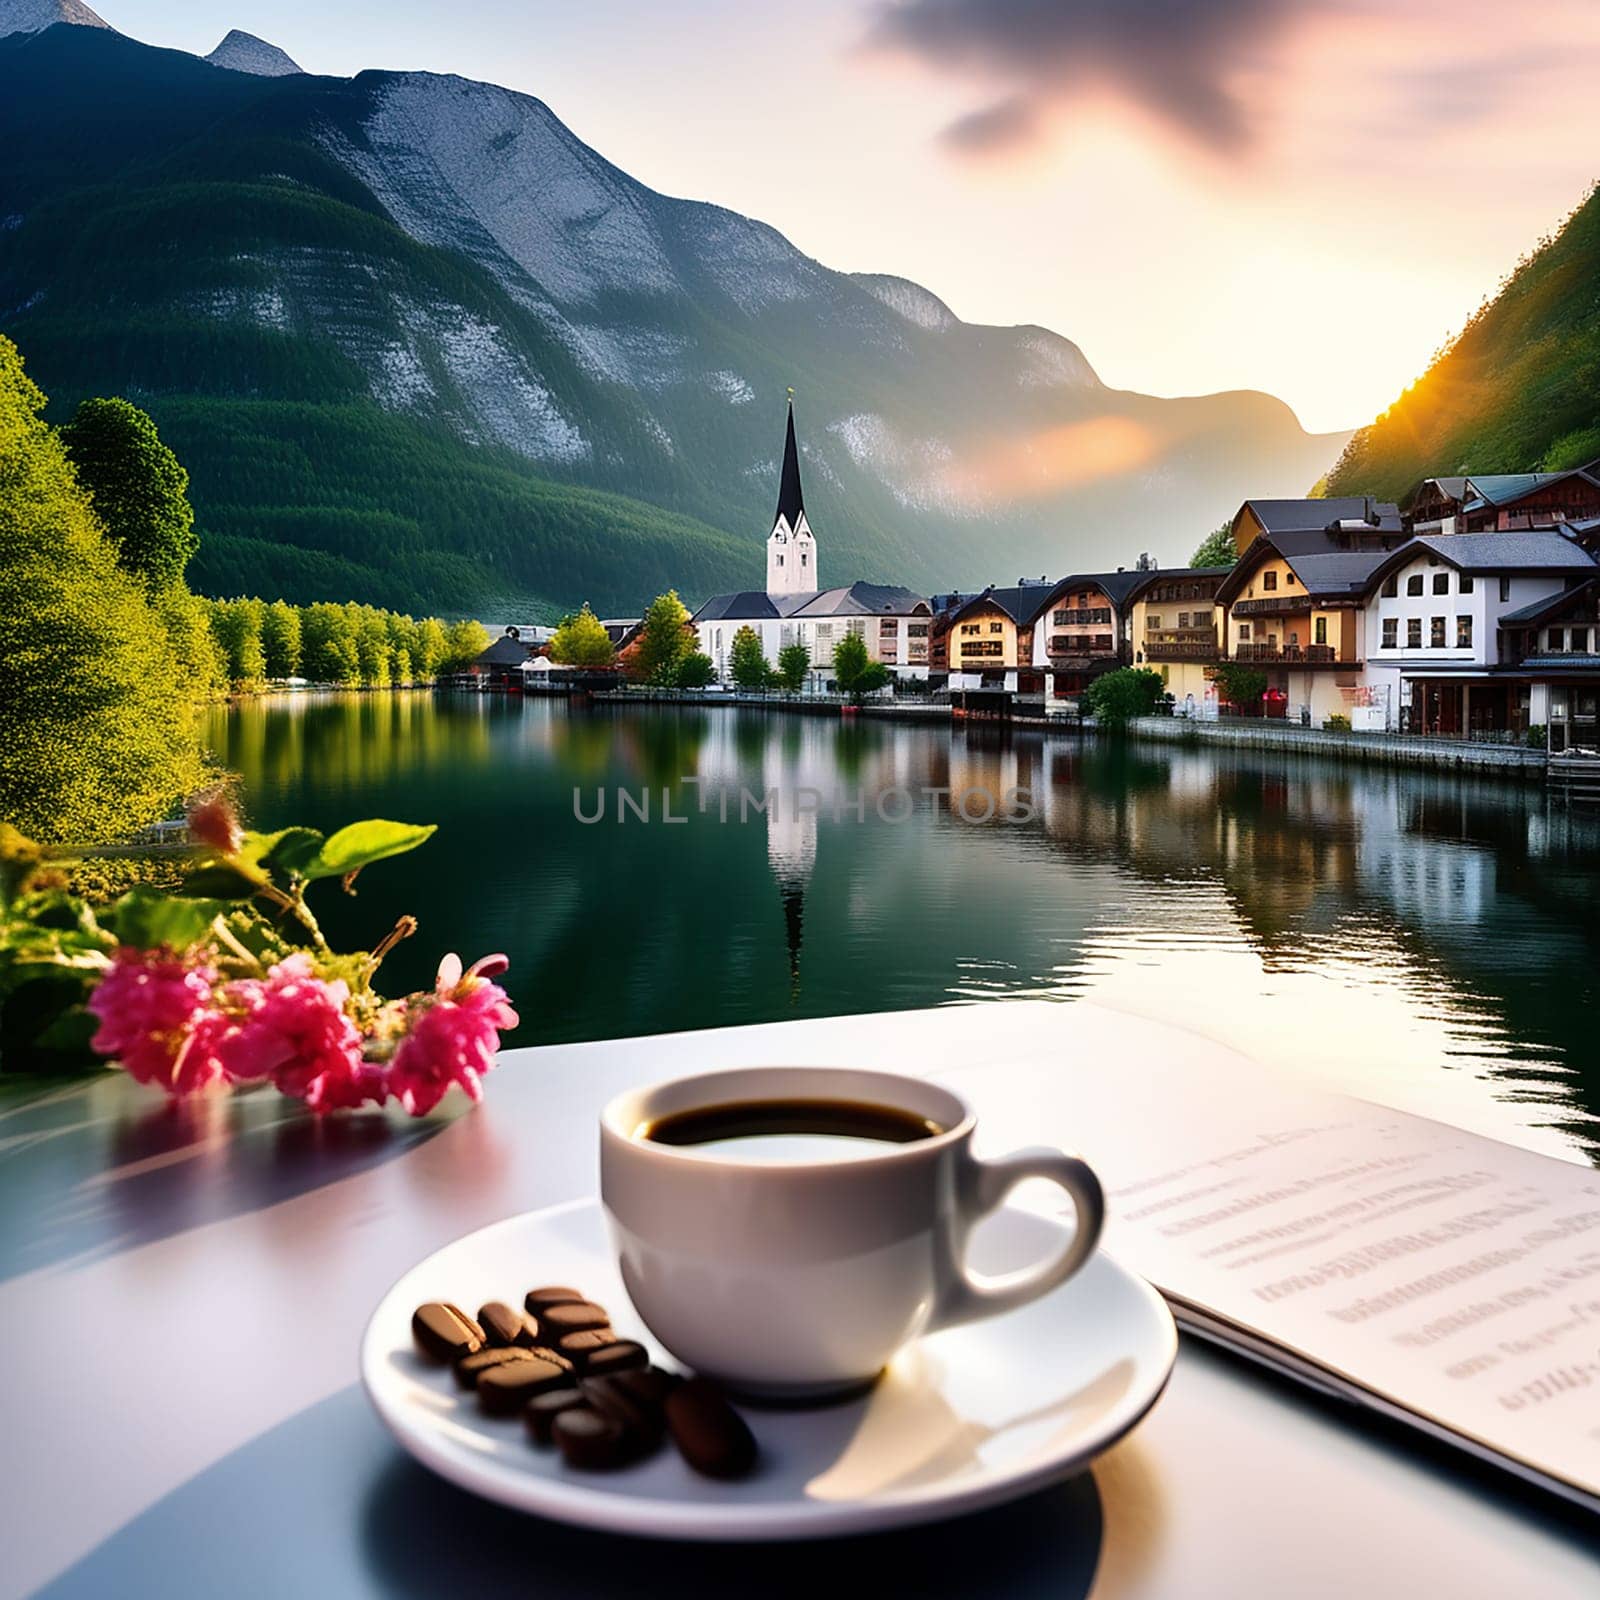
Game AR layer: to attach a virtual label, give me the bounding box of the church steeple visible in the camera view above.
[766,394,818,597]
[775,398,805,528]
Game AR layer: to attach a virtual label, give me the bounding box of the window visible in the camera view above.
[800,553,807,568]
[776,554,784,567]
[1456,615,1473,649]
[1150,615,1164,630]
[1238,623,1252,642]
[1431,616,1446,648]
[1499,578,1511,602]
[1313,616,1328,646]
[1407,618,1422,648]
[960,623,980,636]
[1286,571,1297,586]
[1548,627,1566,652]
[1406,574,1424,596]
[1459,574,1474,593]
[880,618,898,633]
[1382,575,1398,598]
[907,623,928,638]
[1575,628,1592,654]
[1432,573,1449,595]
[1263,570,1278,591]
[989,621,1003,634]
[1382,618,1397,648]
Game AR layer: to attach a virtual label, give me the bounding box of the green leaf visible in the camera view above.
[304,820,436,881]
[106,889,226,952]
[180,863,264,900]
[247,827,324,876]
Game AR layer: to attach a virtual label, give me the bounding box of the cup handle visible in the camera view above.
[930,1147,1106,1332]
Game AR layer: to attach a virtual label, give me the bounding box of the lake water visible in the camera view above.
[211,693,1600,1166]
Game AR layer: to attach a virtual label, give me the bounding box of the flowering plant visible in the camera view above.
[0,801,516,1114]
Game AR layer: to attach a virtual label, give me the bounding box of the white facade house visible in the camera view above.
[1360,533,1598,735]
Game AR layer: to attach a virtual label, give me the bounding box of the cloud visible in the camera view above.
[865,0,1313,158]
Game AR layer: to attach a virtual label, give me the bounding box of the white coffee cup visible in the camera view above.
[600,1065,1106,1400]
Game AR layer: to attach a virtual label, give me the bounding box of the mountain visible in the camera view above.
[0,27,1345,616]
[206,30,303,78]
[1328,185,1600,503]
[0,0,110,33]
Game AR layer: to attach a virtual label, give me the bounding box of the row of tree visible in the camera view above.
[204,598,490,689]
[548,595,890,699]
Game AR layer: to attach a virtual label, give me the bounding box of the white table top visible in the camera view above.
[1,1000,1595,1597]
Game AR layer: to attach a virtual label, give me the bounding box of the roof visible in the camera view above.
[1497,578,1600,627]
[1240,496,1403,537]
[1461,470,1599,509]
[792,582,930,617]
[1415,477,1470,503]
[1123,565,1235,605]
[1413,532,1595,572]
[1057,569,1153,609]
[1215,536,1389,605]
[692,591,787,622]
[947,582,1061,626]
[774,400,804,528]
[472,636,534,667]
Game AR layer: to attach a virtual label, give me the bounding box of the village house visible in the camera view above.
[1228,496,1405,559]
[1214,536,1387,723]
[691,401,930,684]
[1125,565,1232,711]
[1406,469,1600,534]
[1496,579,1600,753]
[1032,569,1150,710]
[940,582,1056,698]
[1360,533,1599,739]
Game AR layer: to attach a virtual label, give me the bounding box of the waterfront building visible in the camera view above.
[941,582,1055,696]
[1214,535,1388,723]
[691,400,929,683]
[1406,469,1600,534]
[1360,534,1600,739]
[1032,570,1150,710]
[1125,566,1232,709]
[1496,579,1600,753]
[1228,496,1404,559]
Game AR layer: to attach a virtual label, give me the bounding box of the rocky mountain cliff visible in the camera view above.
[206,29,303,78]
[0,0,110,34]
[0,25,1345,615]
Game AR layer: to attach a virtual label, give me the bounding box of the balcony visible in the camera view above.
[1051,608,1112,627]
[1232,643,1344,665]
[1233,596,1311,617]
[1047,635,1116,657]
[1145,635,1219,662]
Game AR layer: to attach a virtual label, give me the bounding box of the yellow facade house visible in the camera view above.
[1126,566,1232,706]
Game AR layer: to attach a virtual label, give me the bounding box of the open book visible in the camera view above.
[945,1032,1600,1514]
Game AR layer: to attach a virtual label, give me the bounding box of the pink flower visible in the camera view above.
[88,948,221,1094]
[387,953,518,1117]
[196,955,384,1115]
[187,792,243,855]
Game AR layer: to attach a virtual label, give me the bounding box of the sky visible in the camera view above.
[94,0,1600,434]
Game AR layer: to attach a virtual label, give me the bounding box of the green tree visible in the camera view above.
[393,647,414,685]
[414,617,447,680]
[441,619,492,673]
[549,604,617,667]
[302,602,361,686]
[0,336,206,843]
[1210,662,1267,711]
[1084,667,1167,727]
[1190,524,1237,568]
[776,642,812,693]
[831,631,889,702]
[209,598,267,687]
[633,590,692,685]
[59,397,198,589]
[674,651,715,689]
[729,625,772,689]
[261,600,302,679]
[354,606,393,687]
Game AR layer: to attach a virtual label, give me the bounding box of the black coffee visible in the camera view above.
[641,1098,946,1162]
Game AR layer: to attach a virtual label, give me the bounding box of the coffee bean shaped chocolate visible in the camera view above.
[581,1375,664,1450]
[525,1389,589,1447]
[524,1285,584,1316]
[582,1340,649,1379]
[478,1301,539,1348]
[540,1301,609,1336]
[412,1302,484,1363]
[552,1406,633,1470]
[554,1328,618,1369]
[477,1355,575,1416]
[612,1366,681,1416]
[455,1346,538,1390]
[665,1378,758,1480]
[527,1346,576,1377]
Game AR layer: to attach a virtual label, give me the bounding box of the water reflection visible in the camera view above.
[209,695,1600,1164]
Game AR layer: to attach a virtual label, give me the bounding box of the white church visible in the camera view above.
[691,400,932,683]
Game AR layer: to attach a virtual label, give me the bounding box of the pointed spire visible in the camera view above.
[775,394,804,528]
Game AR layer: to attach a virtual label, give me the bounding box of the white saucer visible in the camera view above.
[360,1197,1177,1542]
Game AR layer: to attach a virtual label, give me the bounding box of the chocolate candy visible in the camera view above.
[454,1346,538,1390]
[477,1354,575,1416]
[540,1301,610,1337]
[412,1302,484,1364]
[581,1375,664,1450]
[524,1285,584,1315]
[554,1328,619,1369]
[665,1378,758,1480]
[525,1388,589,1446]
[583,1339,649,1378]
[612,1366,681,1414]
[552,1406,633,1470]
[478,1301,540,1348]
